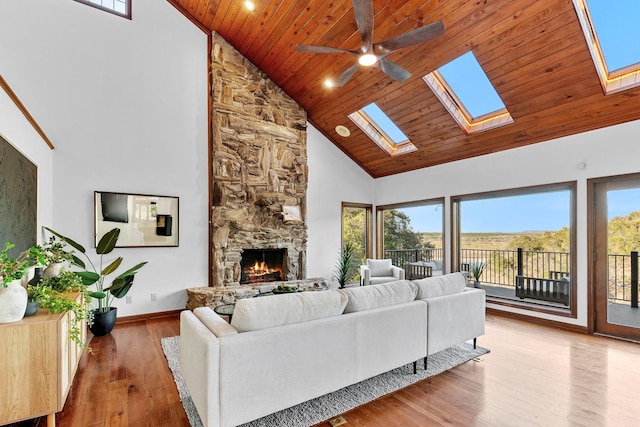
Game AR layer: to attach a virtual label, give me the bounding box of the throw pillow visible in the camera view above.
[338,280,418,313]
[366,258,393,276]
[413,272,466,299]
[230,290,348,332]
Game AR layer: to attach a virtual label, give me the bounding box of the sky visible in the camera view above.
[587,0,640,72]
[399,188,640,234]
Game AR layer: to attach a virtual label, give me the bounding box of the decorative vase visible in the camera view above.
[90,307,118,336]
[24,299,39,316]
[44,262,64,278]
[474,280,482,288]
[0,279,28,323]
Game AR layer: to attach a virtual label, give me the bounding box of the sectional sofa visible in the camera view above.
[180,273,485,427]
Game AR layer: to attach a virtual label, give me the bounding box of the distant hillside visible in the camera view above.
[420,231,553,251]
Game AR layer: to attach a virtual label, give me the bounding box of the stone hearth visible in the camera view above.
[186,278,328,310]
[210,32,308,288]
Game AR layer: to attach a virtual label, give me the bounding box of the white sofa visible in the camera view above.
[180,273,485,427]
[360,258,405,285]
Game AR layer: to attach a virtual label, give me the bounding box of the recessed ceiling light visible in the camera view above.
[335,125,351,137]
[324,79,335,88]
[244,1,256,11]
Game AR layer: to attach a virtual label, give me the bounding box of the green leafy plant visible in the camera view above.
[41,235,75,264]
[471,262,486,282]
[1,242,46,286]
[333,241,359,288]
[28,269,93,349]
[44,227,147,312]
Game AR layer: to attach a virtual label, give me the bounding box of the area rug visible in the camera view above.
[161,336,489,427]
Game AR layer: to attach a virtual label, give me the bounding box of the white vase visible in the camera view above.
[0,279,28,323]
[44,262,65,277]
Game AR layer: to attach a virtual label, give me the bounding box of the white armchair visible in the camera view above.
[360,258,405,286]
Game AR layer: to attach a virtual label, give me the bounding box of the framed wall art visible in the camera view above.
[94,191,179,247]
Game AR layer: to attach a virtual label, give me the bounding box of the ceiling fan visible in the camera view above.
[295,0,444,87]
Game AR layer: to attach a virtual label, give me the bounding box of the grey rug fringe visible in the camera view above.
[161,336,489,427]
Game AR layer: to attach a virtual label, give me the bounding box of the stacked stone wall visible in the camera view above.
[210,32,308,287]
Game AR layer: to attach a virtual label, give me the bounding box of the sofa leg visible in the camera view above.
[413,361,417,374]
[423,356,427,370]
[473,338,477,349]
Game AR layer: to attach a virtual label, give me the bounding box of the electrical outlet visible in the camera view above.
[126,296,132,304]
[151,293,157,301]
[328,416,347,427]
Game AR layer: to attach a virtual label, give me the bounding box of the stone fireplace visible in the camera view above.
[209,32,308,288]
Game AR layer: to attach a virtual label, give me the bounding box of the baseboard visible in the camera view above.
[487,307,588,334]
[116,309,182,324]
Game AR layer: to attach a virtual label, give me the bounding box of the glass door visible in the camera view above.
[593,176,640,340]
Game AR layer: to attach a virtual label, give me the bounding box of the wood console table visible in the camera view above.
[0,293,86,427]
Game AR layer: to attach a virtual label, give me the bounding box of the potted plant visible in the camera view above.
[333,242,359,288]
[41,235,75,277]
[44,227,147,336]
[35,269,93,348]
[471,262,485,288]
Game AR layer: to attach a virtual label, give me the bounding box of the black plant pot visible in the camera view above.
[90,307,118,336]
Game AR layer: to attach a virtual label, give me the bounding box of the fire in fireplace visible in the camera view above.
[240,249,286,284]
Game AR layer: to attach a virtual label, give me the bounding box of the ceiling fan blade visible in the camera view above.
[296,44,353,55]
[352,0,374,52]
[335,64,359,87]
[376,21,445,53]
[379,59,412,82]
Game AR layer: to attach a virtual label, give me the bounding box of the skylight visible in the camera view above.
[348,103,417,156]
[361,103,409,145]
[423,51,513,134]
[438,52,506,120]
[573,0,640,93]
[74,0,131,19]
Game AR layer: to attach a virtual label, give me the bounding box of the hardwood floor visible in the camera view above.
[11,313,640,427]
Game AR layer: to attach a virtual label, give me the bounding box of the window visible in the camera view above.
[342,203,372,265]
[74,0,131,19]
[376,199,444,269]
[348,103,417,156]
[423,51,513,134]
[452,184,576,317]
[573,0,640,93]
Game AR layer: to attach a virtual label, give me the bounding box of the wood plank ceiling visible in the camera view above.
[170,0,640,178]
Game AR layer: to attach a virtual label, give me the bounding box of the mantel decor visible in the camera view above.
[94,191,179,247]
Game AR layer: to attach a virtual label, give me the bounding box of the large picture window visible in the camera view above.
[452,184,576,316]
[376,199,444,271]
[341,203,372,265]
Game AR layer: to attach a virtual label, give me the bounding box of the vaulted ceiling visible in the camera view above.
[169,0,640,178]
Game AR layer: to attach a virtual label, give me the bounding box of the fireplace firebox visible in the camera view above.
[240,249,287,284]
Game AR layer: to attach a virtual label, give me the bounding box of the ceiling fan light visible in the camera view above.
[244,0,256,11]
[358,53,377,66]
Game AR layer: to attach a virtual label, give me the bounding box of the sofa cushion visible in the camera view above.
[366,259,393,276]
[193,307,239,337]
[432,260,443,270]
[413,272,466,299]
[338,280,417,313]
[230,290,348,332]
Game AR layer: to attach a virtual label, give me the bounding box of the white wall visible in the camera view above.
[307,125,375,284]
[375,118,640,326]
[0,0,208,316]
